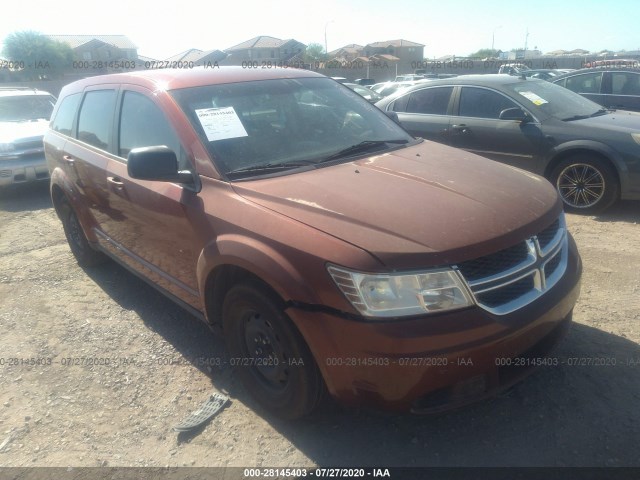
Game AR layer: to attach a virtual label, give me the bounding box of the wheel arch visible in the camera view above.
[544,142,626,194]
[197,235,322,330]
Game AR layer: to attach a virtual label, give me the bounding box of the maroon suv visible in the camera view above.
[44,67,582,418]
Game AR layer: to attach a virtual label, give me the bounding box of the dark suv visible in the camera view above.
[0,87,56,187]
[45,67,581,418]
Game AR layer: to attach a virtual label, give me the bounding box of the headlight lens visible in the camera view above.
[327,265,474,318]
[632,133,640,145]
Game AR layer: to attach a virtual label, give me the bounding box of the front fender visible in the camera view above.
[196,233,322,307]
[548,140,629,192]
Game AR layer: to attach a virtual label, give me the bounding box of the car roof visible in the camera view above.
[390,74,536,88]
[58,66,326,96]
[551,68,640,81]
[0,87,54,97]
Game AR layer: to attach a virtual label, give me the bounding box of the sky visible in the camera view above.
[1,0,639,60]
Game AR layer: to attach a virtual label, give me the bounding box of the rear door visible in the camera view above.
[63,87,119,230]
[448,86,547,173]
[388,86,454,143]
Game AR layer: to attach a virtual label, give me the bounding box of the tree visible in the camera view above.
[2,30,74,79]
[469,48,500,59]
[304,43,326,63]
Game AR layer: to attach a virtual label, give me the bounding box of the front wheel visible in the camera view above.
[550,155,619,214]
[222,282,325,419]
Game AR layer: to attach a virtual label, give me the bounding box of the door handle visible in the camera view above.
[451,124,469,134]
[62,155,75,165]
[107,176,124,188]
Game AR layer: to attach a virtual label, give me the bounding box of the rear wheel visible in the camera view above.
[222,282,325,419]
[59,199,107,267]
[550,155,618,214]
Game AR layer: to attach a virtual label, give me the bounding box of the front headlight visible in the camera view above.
[327,265,474,318]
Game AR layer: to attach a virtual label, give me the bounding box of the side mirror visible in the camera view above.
[499,107,530,123]
[127,146,194,184]
[384,111,402,125]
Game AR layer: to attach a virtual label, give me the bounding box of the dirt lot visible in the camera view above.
[0,182,639,469]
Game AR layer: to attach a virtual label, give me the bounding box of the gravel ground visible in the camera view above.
[0,181,639,469]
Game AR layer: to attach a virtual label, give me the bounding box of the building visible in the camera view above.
[47,35,138,62]
[221,36,306,65]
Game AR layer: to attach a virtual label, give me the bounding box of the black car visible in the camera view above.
[376,74,640,213]
[552,68,640,112]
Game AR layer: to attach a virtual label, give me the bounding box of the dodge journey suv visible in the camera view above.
[45,67,582,418]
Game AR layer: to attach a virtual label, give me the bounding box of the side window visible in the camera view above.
[459,87,518,119]
[118,91,187,169]
[51,93,81,136]
[390,94,409,112]
[405,87,453,115]
[612,72,640,95]
[77,90,117,151]
[565,73,602,94]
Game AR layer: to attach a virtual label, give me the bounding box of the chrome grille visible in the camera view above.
[456,214,568,315]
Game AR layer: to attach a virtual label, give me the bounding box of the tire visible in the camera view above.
[222,282,325,419]
[550,155,619,214]
[59,199,107,267]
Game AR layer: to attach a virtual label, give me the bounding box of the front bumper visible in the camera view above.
[0,155,50,187]
[287,235,582,413]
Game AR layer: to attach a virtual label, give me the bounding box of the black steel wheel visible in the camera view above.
[550,155,618,213]
[223,282,325,419]
[59,199,107,267]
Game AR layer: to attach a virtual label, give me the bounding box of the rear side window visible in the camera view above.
[405,87,453,115]
[77,90,117,151]
[565,72,602,94]
[118,91,186,169]
[51,93,81,136]
[459,87,518,119]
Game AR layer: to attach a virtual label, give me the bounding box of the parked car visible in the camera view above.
[376,74,640,213]
[394,74,424,82]
[0,87,56,187]
[520,69,562,81]
[498,63,530,75]
[354,78,376,86]
[45,67,581,418]
[552,68,640,112]
[343,82,383,103]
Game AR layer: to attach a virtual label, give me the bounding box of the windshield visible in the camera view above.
[170,77,413,178]
[0,95,56,122]
[503,79,605,120]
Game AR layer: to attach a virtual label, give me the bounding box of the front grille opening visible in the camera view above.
[457,241,530,282]
[476,275,535,308]
[544,252,562,279]
[536,219,560,250]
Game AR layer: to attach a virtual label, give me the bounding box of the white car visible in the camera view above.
[0,87,56,187]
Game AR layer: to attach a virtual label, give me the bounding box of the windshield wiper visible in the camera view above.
[226,159,316,177]
[321,139,409,162]
[561,114,591,122]
[590,108,610,117]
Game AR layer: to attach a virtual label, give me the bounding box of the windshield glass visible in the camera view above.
[504,79,604,120]
[170,77,413,178]
[0,95,56,122]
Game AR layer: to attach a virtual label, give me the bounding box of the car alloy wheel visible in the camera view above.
[550,155,618,213]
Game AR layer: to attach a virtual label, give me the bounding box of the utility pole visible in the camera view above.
[523,28,529,59]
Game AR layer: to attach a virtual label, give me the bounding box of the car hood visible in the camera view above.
[571,110,640,133]
[0,119,49,144]
[232,141,561,269]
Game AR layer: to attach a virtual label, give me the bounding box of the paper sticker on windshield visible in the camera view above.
[518,91,548,106]
[195,107,248,141]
